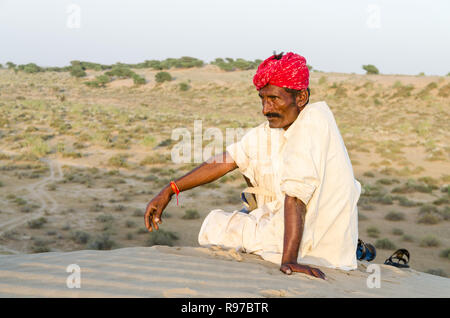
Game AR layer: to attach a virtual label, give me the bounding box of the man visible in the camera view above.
[145,52,361,280]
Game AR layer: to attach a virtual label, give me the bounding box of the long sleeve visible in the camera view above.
[280,110,329,206]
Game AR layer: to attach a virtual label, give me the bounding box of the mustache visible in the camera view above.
[265,112,281,118]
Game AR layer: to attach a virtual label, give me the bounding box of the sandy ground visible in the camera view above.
[0,245,449,298]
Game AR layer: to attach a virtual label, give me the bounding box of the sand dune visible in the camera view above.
[0,246,449,298]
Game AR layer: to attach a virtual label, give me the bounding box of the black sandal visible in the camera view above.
[356,239,377,262]
[384,249,410,268]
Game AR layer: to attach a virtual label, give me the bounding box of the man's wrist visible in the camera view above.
[163,185,175,198]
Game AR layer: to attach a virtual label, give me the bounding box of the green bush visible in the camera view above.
[84,74,111,88]
[70,65,87,78]
[6,62,16,69]
[96,214,114,223]
[417,212,442,225]
[155,71,172,83]
[71,231,91,244]
[28,217,47,229]
[179,82,190,91]
[145,229,179,246]
[182,209,200,220]
[88,233,116,250]
[392,228,404,236]
[385,211,405,221]
[21,63,43,73]
[375,238,396,250]
[420,236,440,247]
[105,66,134,78]
[132,73,146,85]
[439,248,450,260]
[362,64,379,75]
[402,234,414,242]
[366,226,380,238]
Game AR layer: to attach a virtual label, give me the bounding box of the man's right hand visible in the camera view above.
[144,187,173,232]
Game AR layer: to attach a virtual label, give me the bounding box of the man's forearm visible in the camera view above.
[162,151,237,194]
[281,195,306,264]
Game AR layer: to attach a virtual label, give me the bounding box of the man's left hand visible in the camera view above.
[280,263,326,280]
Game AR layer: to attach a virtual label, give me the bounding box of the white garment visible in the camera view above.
[198,101,361,270]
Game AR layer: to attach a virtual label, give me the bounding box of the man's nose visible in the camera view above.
[262,98,273,116]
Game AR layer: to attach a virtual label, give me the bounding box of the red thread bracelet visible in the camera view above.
[170,181,180,206]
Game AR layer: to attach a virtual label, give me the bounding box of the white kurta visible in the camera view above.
[198,101,361,270]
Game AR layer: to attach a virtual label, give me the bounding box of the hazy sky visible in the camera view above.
[1,0,449,75]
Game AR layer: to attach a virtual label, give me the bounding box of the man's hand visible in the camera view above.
[280,263,326,280]
[144,187,172,232]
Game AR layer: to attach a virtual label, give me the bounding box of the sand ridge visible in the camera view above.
[0,246,449,298]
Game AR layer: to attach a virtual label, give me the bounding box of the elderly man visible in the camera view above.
[145,52,361,280]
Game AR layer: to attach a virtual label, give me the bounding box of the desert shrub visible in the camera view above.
[84,75,111,88]
[385,211,405,221]
[419,204,439,214]
[438,83,450,97]
[125,220,136,228]
[155,71,172,83]
[145,229,179,246]
[108,154,128,168]
[105,66,134,78]
[417,212,442,225]
[133,209,144,217]
[132,73,146,85]
[114,204,125,212]
[96,214,114,223]
[375,238,396,250]
[140,154,171,165]
[31,238,50,253]
[70,65,87,78]
[374,194,393,205]
[318,76,327,85]
[439,248,450,260]
[438,206,450,220]
[182,209,200,220]
[392,228,404,236]
[88,233,116,250]
[420,236,440,247]
[362,64,379,75]
[28,217,47,229]
[179,82,190,91]
[392,179,433,194]
[395,196,418,207]
[215,57,260,71]
[21,63,43,73]
[366,226,380,238]
[126,232,134,240]
[402,234,414,242]
[6,62,16,69]
[425,269,447,278]
[71,231,91,244]
[363,171,375,178]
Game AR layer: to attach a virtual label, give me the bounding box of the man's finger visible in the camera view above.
[145,206,156,231]
[154,206,163,225]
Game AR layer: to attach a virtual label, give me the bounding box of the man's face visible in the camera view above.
[258,84,301,130]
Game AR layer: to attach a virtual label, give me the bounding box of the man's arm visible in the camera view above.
[144,151,237,232]
[280,195,326,280]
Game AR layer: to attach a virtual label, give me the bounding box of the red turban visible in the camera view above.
[253,52,309,91]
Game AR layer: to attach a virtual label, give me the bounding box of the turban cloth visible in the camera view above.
[253,52,309,91]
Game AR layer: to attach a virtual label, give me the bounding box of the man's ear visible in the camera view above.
[295,89,309,108]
